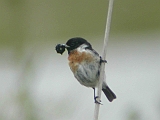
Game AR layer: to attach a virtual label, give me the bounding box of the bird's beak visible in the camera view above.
[62,44,70,48]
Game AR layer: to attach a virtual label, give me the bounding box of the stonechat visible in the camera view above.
[56,37,116,103]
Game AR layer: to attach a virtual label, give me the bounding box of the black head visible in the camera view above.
[66,37,92,53]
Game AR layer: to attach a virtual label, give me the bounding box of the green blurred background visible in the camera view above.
[0,0,160,120]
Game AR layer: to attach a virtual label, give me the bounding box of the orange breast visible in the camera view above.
[68,50,93,73]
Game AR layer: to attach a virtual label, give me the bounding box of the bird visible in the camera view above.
[55,37,116,103]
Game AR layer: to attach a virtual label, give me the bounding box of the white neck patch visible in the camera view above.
[77,44,88,52]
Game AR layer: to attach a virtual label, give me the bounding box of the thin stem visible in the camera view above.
[93,0,114,120]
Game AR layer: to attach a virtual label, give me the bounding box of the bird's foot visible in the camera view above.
[94,96,103,105]
[100,57,107,64]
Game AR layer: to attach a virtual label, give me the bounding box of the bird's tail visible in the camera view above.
[102,86,116,102]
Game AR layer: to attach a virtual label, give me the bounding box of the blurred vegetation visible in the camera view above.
[0,0,160,48]
[125,107,141,120]
[0,0,160,120]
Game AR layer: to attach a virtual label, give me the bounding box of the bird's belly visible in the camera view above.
[68,50,100,87]
[74,62,100,87]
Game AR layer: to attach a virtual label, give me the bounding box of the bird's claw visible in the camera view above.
[100,56,107,63]
[94,96,103,105]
